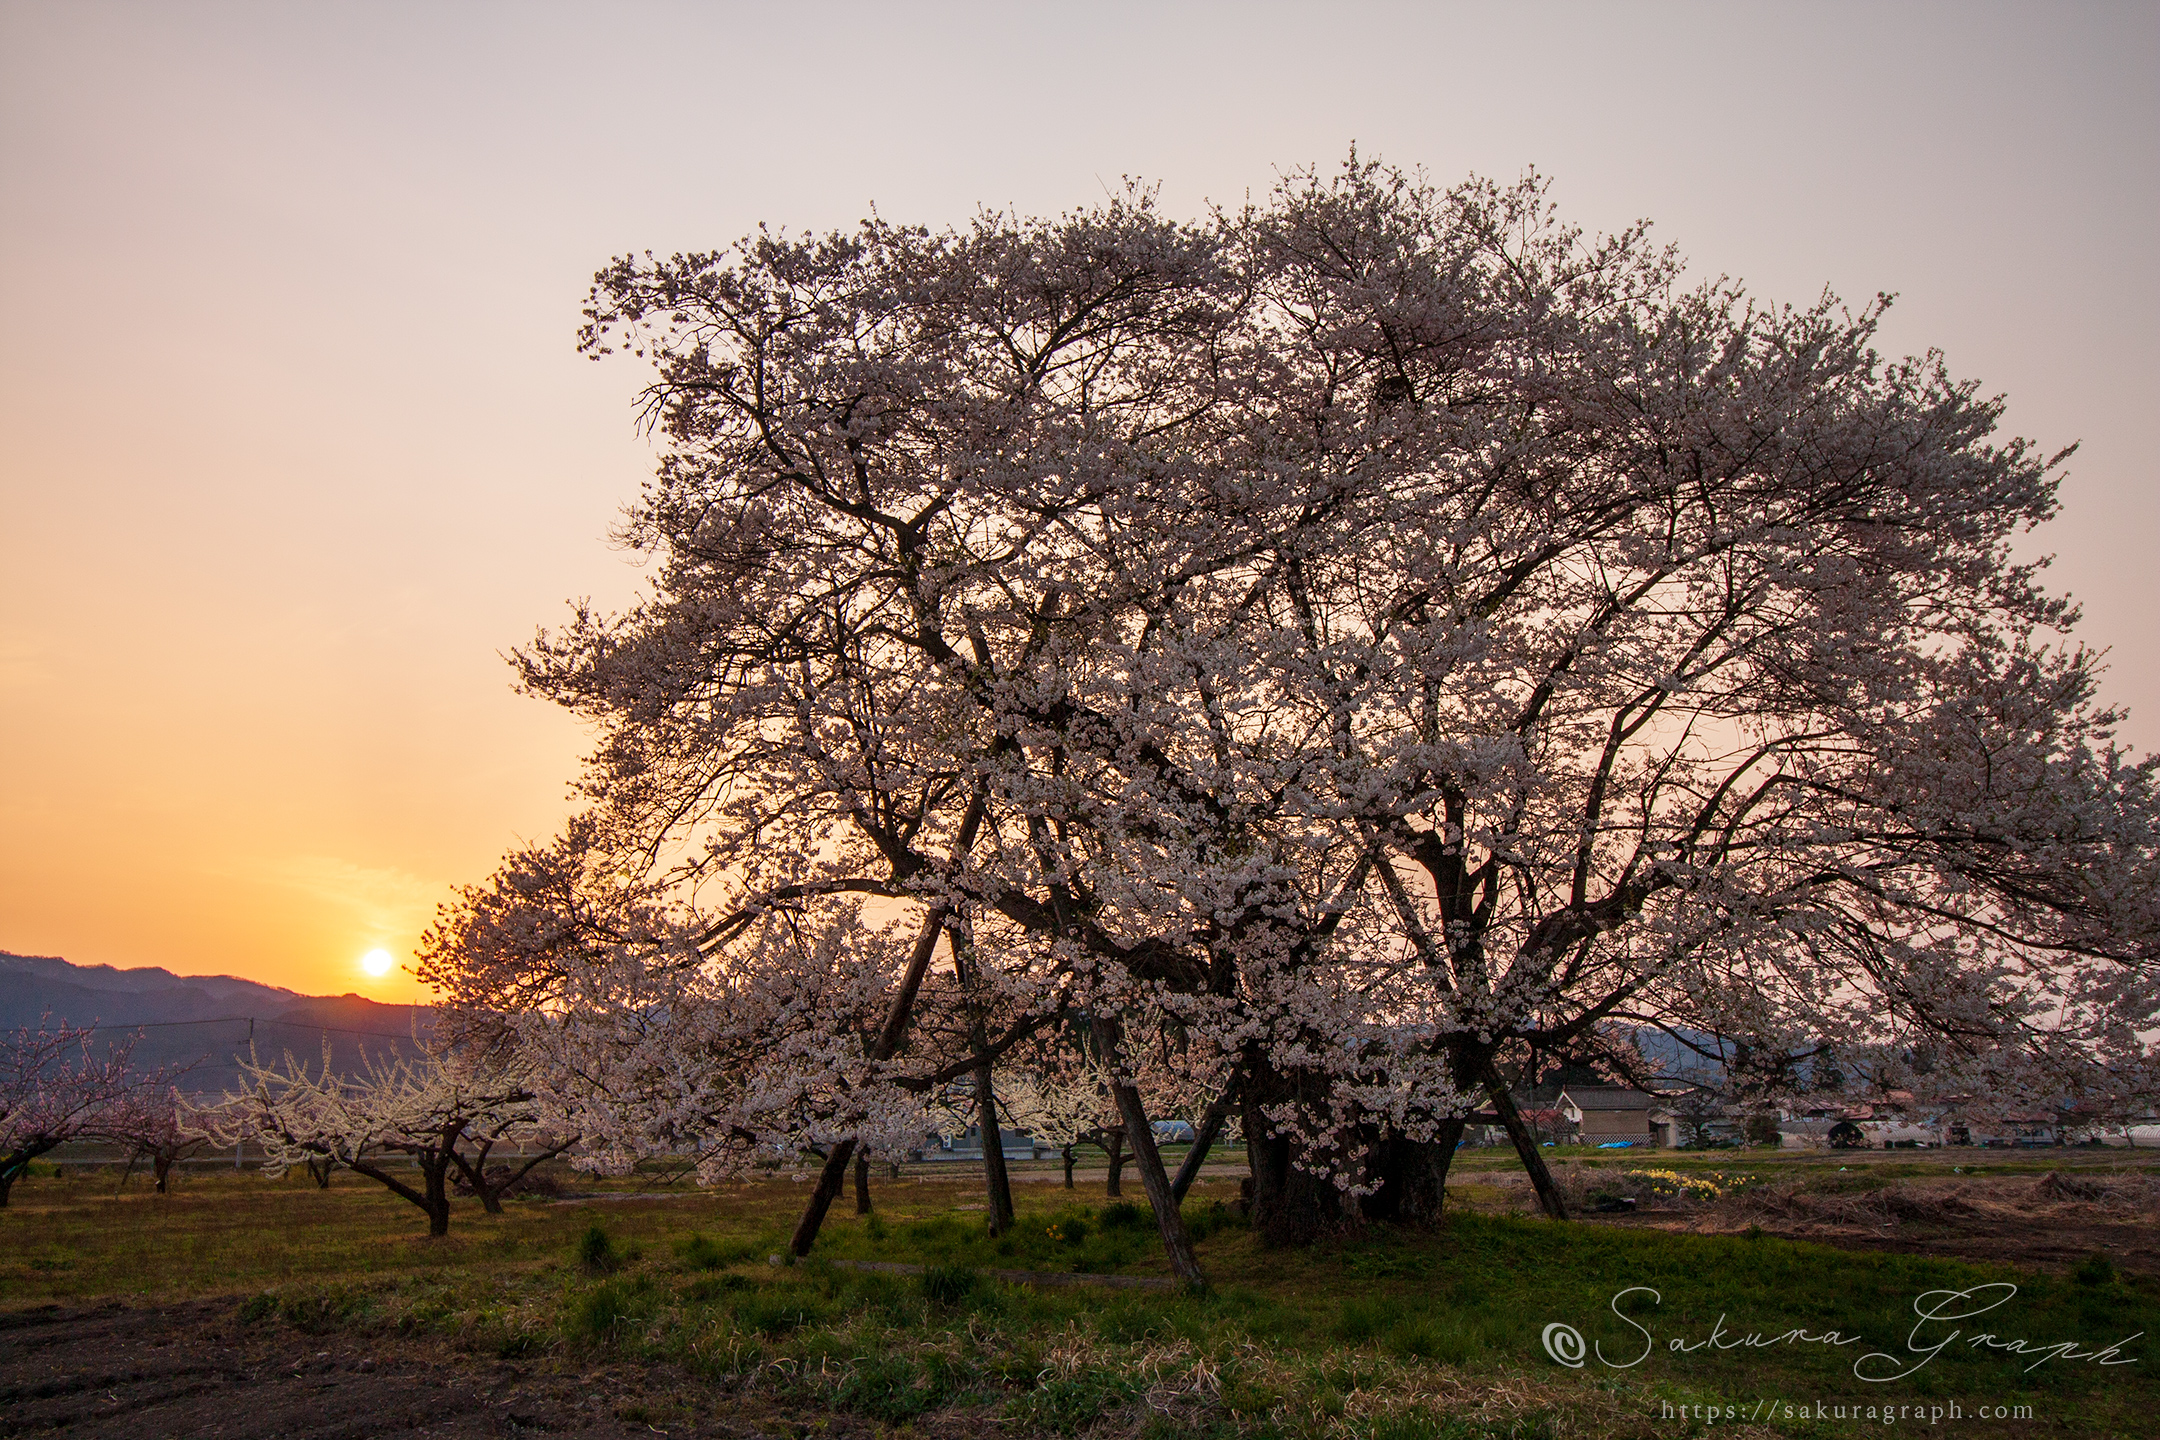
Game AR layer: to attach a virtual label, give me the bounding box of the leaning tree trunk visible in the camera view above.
[1484,1070,1569,1220]
[457,1138,507,1214]
[1091,1014,1205,1286]
[461,1136,576,1215]
[791,1139,859,1255]
[788,795,988,1258]
[790,887,968,1258]
[1170,1073,1242,1205]
[347,1149,457,1237]
[0,1144,57,1209]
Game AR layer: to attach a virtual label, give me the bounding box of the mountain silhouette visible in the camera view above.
[1,951,432,1096]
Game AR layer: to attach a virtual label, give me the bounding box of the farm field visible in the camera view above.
[3,1149,2156,1438]
[1445,1148,2160,1280]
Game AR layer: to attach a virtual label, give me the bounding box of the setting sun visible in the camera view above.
[360,948,394,978]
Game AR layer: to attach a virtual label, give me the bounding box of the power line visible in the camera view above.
[20,1016,431,1043]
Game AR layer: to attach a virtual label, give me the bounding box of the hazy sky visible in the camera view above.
[3,2,2154,1002]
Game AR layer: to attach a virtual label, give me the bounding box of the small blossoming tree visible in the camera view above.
[206,1042,572,1236]
[106,1083,214,1193]
[0,1018,143,1207]
[1002,1059,1116,1190]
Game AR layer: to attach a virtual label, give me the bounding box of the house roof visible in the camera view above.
[1465,1093,1550,1123]
[1561,1086,1655,1111]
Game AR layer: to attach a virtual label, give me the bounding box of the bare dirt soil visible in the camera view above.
[0,1299,926,1439]
[1684,1170,2160,1277]
[1472,1163,2160,1278]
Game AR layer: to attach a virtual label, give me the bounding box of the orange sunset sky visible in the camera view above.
[3,3,2155,1004]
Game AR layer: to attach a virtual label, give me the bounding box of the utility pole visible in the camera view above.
[235,1017,254,1170]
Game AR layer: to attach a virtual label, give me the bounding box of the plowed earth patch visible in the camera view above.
[0,1300,934,1439]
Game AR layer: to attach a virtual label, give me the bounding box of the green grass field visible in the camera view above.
[3,1154,2154,1438]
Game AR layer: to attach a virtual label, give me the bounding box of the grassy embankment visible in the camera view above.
[3,1151,2156,1438]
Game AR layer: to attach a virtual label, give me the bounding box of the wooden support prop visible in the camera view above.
[1484,1068,1569,1220]
[1091,1014,1206,1287]
[1170,1071,1241,1206]
[789,901,952,1257]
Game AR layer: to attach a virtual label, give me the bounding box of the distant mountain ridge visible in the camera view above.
[0,950,305,1023]
[1,950,432,1096]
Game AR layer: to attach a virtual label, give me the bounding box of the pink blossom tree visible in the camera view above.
[0,1019,141,1207]
[423,154,2160,1265]
[106,1083,213,1193]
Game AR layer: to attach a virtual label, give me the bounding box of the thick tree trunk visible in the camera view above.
[1485,1071,1568,1220]
[1061,1144,1075,1188]
[152,1153,174,1195]
[1238,1058,1354,1246]
[1,1144,56,1209]
[854,1149,872,1214]
[1359,1117,1467,1225]
[1240,1101,1351,1245]
[974,1060,1016,1234]
[790,1137,858,1257]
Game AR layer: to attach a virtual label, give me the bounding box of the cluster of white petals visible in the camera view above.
[202,1041,568,1232]
[419,156,2158,1240]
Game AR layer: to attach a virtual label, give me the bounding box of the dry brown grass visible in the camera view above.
[1710,1170,2160,1233]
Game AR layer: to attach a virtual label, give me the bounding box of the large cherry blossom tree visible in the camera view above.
[422,156,2159,1262]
